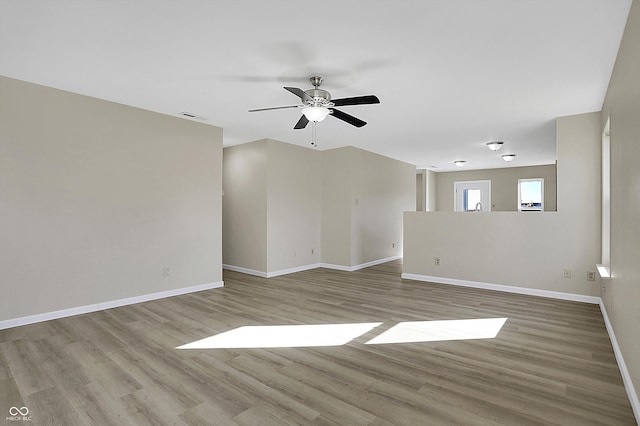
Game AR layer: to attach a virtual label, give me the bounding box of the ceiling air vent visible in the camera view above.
[179,112,207,121]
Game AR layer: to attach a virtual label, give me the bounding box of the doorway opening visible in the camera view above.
[454,180,491,212]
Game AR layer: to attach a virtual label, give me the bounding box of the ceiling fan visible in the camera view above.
[248,76,380,129]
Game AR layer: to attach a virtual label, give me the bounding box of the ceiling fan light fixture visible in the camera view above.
[454,160,467,167]
[502,154,516,162]
[486,141,504,151]
[302,106,330,122]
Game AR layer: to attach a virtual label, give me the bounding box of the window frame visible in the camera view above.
[518,178,544,212]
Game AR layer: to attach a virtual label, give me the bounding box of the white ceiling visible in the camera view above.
[0,0,632,171]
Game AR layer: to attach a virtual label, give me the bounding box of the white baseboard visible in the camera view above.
[401,273,601,304]
[321,255,403,272]
[223,264,268,278]
[599,301,640,422]
[317,263,352,272]
[223,264,324,278]
[224,256,402,277]
[266,263,323,278]
[0,281,224,330]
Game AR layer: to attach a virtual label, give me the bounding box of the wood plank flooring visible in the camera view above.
[1,260,636,425]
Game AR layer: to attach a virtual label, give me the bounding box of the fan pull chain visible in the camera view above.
[311,121,317,148]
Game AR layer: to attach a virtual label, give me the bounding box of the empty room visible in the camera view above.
[1,1,639,425]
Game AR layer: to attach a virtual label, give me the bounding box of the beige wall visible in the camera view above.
[222,140,268,272]
[0,77,223,322]
[320,147,353,267]
[223,139,322,275]
[223,143,414,272]
[416,171,425,211]
[320,146,415,268]
[404,211,599,295]
[601,0,640,407]
[403,111,601,297]
[435,164,557,211]
[426,169,437,211]
[556,112,601,264]
[266,140,321,272]
[416,169,437,211]
[349,147,416,266]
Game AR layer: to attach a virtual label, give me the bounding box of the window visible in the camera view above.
[518,179,544,211]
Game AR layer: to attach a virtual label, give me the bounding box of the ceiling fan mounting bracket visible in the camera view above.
[310,76,323,88]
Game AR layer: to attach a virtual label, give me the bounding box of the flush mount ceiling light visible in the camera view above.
[486,141,504,151]
[302,106,330,122]
[454,160,467,167]
[502,154,516,162]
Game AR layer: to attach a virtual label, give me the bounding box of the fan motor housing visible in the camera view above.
[304,88,332,106]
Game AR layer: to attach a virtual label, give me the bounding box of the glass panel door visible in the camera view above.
[454,180,491,212]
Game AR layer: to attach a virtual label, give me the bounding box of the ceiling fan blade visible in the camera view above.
[329,108,367,128]
[248,105,300,112]
[332,95,380,107]
[294,115,309,129]
[284,86,314,103]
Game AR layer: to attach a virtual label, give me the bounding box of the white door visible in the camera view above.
[454,180,491,212]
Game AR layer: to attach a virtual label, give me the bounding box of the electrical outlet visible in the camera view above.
[392,242,395,248]
[163,267,170,278]
[587,271,596,281]
[311,248,315,255]
[563,269,571,279]
[434,257,441,266]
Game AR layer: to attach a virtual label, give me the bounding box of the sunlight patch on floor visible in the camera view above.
[176,318,508,349]
[365,318,508,345]
[176,322,383,349]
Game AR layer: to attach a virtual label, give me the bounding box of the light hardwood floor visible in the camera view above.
[1,261,636,425]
